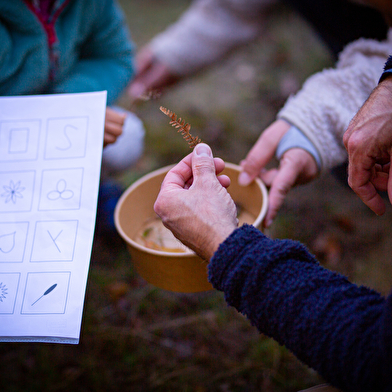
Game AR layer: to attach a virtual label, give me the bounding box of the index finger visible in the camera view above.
[239,120,290,185]
[160,153,193,191]
[263,157,300,227]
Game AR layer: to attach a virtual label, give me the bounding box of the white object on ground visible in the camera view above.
[102,106,145,177]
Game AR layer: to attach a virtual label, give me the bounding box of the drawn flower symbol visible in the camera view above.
[0,282,8,302]
[1,180,25,204]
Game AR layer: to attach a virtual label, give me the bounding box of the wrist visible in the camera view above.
[378,74,392,92]
[202,225,237,261]
[276,125,321,171]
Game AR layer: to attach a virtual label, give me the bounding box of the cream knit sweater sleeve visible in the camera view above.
[148,0,277,76]
[278,30,392,172]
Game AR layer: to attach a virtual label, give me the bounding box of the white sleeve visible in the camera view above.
[149,0,277,76]
[277,30,392,172]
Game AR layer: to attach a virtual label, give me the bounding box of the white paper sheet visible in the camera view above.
[0,91,107,344]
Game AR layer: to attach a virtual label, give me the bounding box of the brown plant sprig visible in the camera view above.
[160,106,201,148]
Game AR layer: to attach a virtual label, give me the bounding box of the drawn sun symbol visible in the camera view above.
[0,282,8,302]
[1,180,25,204]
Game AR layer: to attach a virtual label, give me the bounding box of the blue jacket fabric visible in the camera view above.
[209,224,392,392]
[0,0,134,105]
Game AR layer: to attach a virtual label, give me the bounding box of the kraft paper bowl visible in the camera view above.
[114,163,268,293]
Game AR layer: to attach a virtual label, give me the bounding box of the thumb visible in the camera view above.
[192,143,217,183]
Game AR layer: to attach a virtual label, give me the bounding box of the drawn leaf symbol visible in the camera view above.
[0,231,16,253]
[44,284,57,296]
[31,283,58,306]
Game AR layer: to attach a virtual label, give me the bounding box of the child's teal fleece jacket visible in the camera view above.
[0,0,134,105]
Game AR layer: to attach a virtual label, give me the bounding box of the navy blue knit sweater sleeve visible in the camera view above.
[379,55,392,83]
[208,224,392,392]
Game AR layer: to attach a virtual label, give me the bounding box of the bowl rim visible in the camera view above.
[114,162,268,257]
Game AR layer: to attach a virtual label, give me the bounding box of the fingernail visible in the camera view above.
[238,171,252,186]
[194,143,212,157]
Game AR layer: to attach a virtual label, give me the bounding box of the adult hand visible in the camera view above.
[104,107,126,146]
[343,76,392,216]
[154,143,238,261]
[239,119,318,228]
[127,47,180,101]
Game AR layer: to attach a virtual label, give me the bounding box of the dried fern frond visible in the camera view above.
[160,106,201,148]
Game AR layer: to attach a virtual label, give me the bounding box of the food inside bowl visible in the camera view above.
[235,203,256,226]
[134,203,256,253]
[134,216,190,253]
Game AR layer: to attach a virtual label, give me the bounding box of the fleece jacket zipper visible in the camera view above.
[23,0,71,82]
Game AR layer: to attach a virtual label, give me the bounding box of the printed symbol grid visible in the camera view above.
[0,116,89,315]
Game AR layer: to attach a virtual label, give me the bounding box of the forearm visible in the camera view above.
[209,224,391,392]
[149,0,275,76]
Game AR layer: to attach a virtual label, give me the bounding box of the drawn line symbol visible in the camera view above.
[47,230,63,253]
[56,124,77,151]
[31,283,57,306]
[0,231,16,253]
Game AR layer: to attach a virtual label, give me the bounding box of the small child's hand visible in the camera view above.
[104,107,126,146]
